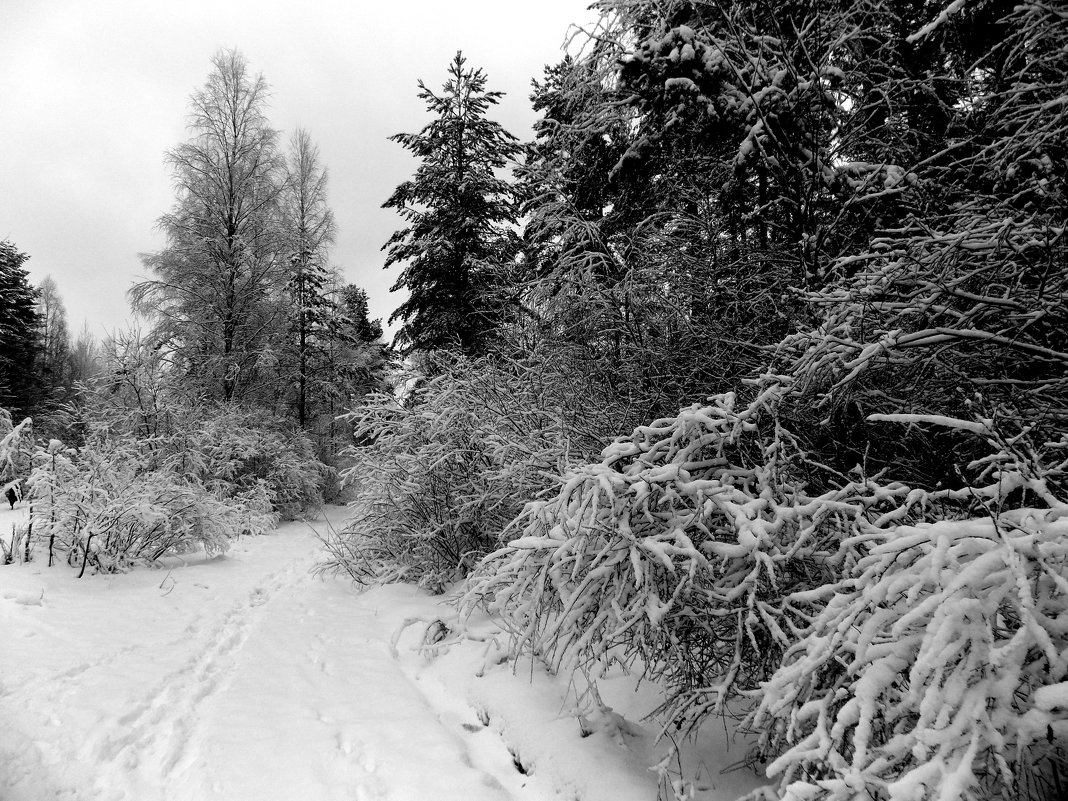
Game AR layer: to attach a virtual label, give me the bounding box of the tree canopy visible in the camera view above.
[383,51,521,355]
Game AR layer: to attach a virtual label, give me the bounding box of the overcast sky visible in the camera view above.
[0,0,597,342]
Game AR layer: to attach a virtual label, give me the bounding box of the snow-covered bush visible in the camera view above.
[16,392,328,573]
[319,356,612,591]
[75,334,330,520]
[0,408,33,505]
[28,433,276,574]
[742,413,1068,801]
[462,385,1068,782]
[462,379,893,732]
[167,404,329,520]
[746,512,1068,801]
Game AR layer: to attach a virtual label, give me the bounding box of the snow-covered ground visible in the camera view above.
[0,506,764,801]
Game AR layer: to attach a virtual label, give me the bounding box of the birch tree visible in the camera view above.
[131,49,286,403]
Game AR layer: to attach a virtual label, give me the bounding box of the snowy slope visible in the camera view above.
[0,508,764,801]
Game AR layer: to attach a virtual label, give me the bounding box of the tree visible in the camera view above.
[279,128,337,427]
[383,51,521,355]
[131,49,286,403]
[67,323,101,387]
[35,275,71,403]
[0,240,40,418]
[331,283,387,403]
[781,0,1068,485]
[338,285,383,345]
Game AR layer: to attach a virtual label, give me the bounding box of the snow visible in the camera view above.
[0,506,760,801]
[906,0,967,43]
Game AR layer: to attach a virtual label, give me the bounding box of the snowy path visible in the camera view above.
[0,508,763,801]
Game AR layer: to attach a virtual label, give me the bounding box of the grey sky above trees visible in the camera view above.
[0,0,594,342]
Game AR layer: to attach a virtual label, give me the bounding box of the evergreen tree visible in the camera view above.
[331,283,388,408]
[383,52,521,355]
[280,128,337,427]
[337,285,383,346]
[0,240,40,418]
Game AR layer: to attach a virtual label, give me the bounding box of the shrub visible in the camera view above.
[28,433,276,574]
[461,379,876,733]
[462,386,1068,768]
[746,511,1068,801]
[165,404,330,520]
[318,355,615,591]
[744,414,1068,801]
[0,408,33,505]
[8,397,330,574]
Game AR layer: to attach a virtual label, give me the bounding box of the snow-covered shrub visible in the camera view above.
[0,408,33,504]
[319,356,611,591]
[26,438,77,566]
[169,404,330,520]
[0,522,31,565]
[744,413,1068,801]
[462,379,905,732]
[28,433,276,574]
[17,396,326,573]
[748,514,1068,801]
[74,364,331,521]
[462,386,1068,796]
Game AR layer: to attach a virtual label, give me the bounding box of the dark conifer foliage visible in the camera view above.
[338,286,383,346]
[0,241,41,418]
[383,52,521,355]
[337,3,1068,797]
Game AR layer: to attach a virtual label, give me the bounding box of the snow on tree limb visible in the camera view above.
[905,0,968,43]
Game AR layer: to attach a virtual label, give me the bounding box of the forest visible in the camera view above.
[2,0,1067,799]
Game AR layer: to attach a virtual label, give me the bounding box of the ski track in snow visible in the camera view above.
[89,563,303,799]
[0,507,763,801]
[0,510,527,801]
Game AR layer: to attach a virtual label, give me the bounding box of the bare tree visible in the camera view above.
[131,49,286,403]
[67,323,100,386]
[36,276,71,396]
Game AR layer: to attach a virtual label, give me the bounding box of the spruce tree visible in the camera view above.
[383,52,520,355]
[280,128,337,427]
[0,241,41,418]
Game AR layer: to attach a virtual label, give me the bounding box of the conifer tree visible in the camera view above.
[0,241,40,417]
[280,128,337,427]
[383,52,521,355]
